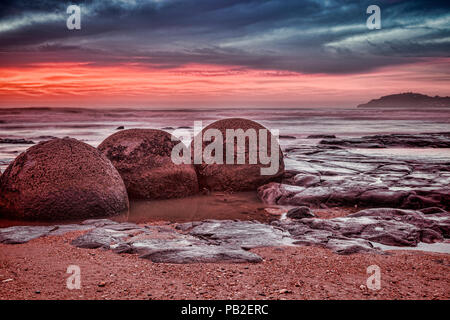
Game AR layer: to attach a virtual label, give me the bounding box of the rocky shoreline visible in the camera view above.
[0,130,449,260]
[261,134,450,211]
[1,206,448,263]
[0,129,449,300]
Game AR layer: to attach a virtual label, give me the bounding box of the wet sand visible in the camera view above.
[0,229,448,300]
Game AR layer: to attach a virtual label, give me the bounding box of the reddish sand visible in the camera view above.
[0,229,449,300]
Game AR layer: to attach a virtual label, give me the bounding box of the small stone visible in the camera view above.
[279,289,291,294]
[287,206,315,219]
[98,282,106,287]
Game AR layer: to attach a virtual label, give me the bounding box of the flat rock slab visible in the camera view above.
[177,220,294,249]
[0,224,91,244]
[71,219,267,263]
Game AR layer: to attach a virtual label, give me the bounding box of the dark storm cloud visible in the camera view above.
[0,0,449,73]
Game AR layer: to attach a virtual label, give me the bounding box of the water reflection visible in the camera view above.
[123,192,281,223]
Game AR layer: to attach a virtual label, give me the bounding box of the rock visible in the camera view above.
[1,207,449,259]
[307,134,336,139]
[0,226,55,244]
[347,208,450,240]
[71,226,130,249]
[33,135,57,140]
[259,180,449,211]
[178,219,293,249]
[0,138,129,220]
[419,207,448,215]
[279,289,291,294]
[0,138,34,144]
[98,129,198,200]
[0,224,92,244]
[72,219,266,263]
[274,206,450,253]
[287,206,315,219]
[326,238,376,255]
[192,118,285,192]
[262,140,450,210]
[319,132,450,148]
[292,174,320,187]
[137,244,263,264]
[257,182,289,205]
[359,189,409,207]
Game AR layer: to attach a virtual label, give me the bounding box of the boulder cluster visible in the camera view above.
[0,119,284,220]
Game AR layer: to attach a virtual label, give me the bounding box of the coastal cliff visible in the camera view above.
[357,93,450,108]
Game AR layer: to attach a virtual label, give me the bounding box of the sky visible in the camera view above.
[0,0,449,108]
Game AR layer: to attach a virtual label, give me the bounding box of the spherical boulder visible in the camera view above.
[98,129,198,200]
[0,138,129,221]
[192,118,284,191]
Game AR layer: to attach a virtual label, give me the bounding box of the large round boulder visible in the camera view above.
[192,118,284,191]
[0,138,129,220]
[98,129,198,200]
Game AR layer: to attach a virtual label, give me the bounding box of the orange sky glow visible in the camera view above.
[1,58,449,108]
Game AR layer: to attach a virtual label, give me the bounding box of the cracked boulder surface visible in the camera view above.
[1,207,448,261]
[0,138,129,220]
[191,118,285,192]
[259,136,450,210]
[98,129,198,200]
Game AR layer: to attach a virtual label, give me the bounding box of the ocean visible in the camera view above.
[2,107,450,173]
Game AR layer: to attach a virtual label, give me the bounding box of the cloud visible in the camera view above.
[0,0,449,74]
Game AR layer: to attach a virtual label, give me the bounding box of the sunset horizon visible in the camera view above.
[1,0,449,108]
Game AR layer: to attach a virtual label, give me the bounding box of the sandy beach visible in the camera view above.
[1,228,448,300]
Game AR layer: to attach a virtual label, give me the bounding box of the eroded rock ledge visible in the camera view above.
[1,208,448,262]
[270,143,450,210]
[319,132,450,148]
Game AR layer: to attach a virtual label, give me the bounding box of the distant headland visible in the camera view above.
[357,92,450,109]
